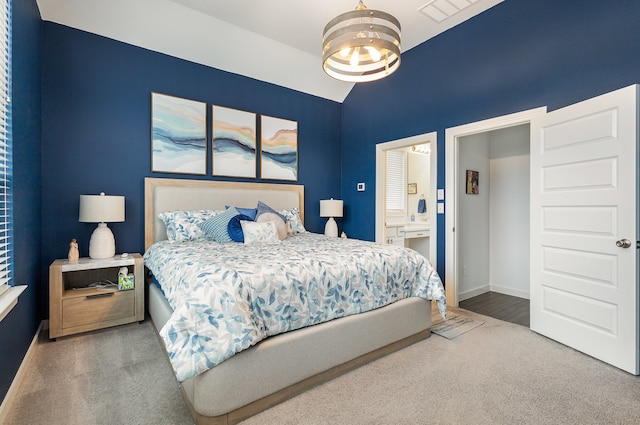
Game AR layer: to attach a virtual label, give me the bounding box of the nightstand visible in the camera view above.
[49,253,144,339]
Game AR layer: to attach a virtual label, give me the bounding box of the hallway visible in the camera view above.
[460,292,529,327]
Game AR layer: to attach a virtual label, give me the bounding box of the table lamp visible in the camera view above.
[79,192,125,259]
[320,198,343,237]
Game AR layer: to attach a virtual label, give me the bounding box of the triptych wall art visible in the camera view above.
[151,92,298,181]
[212,105,257,179]
[260,115,298,181]
[151,93,207,175]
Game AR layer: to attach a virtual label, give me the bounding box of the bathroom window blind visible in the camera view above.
[385,149,405,212]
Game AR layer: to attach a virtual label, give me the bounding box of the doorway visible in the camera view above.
[444,108,546,307]
[445,86,639,374]
[375,132,438,268]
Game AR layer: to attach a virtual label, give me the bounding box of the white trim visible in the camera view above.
[375,132,438,268]
[490,284,530,300]
[445,107,546,307]
[0,285,27,323]
[0,320,44,423]
[458,285,490,302]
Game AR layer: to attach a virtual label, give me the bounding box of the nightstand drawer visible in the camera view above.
[62,290,134,329]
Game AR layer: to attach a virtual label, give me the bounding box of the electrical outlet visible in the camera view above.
[437,189,445,200]
[357,182,365,192]
[437,202,444,214]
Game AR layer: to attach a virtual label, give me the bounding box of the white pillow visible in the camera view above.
[241,220,280,244]
[255,201,288,240]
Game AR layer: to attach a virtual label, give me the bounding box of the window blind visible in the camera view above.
[0,0,11,292]
[385,149,405,212]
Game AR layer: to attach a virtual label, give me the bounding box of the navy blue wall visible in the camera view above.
[41,23,342,294]
[0,0,42,403]
[5,0,640,404]
[341,0,640,278]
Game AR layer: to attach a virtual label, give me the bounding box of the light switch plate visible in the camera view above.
[437,189,445,200]
[357,182,365,192]
[437,202,444,214]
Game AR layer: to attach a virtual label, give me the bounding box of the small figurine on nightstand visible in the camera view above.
[68,239,79,262]
[341,231,347,239]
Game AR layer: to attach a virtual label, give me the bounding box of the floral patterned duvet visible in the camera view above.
[144,232,447,382]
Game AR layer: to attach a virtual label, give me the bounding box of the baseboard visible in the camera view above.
[458,285,490,302]
[490,285,530,300]
[459,285,530,302]
[0,320,45,423]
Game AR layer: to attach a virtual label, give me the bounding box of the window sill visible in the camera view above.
[0,285,27,323]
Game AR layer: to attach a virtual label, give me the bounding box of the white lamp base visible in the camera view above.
[324,217,338,237]
[89,222,116,259]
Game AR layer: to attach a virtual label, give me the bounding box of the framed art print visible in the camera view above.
[466,170,479,194]
[260,115,298,181]
[212,105,256,178]
[151,93,206,175]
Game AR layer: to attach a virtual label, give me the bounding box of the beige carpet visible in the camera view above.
[5,308,640,425]
[430,312,484,339]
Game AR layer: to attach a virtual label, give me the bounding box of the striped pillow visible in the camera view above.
[198,207,239,243]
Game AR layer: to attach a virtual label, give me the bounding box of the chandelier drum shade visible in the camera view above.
[322,0,401,83]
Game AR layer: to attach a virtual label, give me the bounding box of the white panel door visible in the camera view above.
[530,85,638,375]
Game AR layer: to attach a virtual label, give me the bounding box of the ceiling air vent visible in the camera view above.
[419,0,479,23]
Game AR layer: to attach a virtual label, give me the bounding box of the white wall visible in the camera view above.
[458,124,530,301]
[458,132,491,299]
[489,125,530,298]
[407,149,430,221]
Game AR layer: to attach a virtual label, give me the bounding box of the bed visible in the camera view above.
[144,177,446,425]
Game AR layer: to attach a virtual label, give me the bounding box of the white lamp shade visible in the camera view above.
[320,199,343,218]
[79,193,125,223]
[79,193,125,259]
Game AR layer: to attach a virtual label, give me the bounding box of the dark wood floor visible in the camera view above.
[459,291,530,327]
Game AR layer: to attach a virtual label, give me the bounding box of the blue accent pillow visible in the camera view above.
[256,201,287,221]
[198,207,239,243]
[227,214,252,243]
[226,205,257,220]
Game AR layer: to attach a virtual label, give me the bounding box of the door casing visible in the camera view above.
[445,107,547,306]
[375,131,438,268]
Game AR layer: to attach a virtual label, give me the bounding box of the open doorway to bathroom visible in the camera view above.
[375,132,438,269]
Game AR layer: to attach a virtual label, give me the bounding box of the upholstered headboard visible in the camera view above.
[144,177,304,250]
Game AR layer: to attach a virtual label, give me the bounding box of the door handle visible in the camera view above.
[616,239,631,248]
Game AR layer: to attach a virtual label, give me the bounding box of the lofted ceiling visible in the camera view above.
[36,0,503,102]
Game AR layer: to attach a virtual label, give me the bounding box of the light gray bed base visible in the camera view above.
[149,284,431,421]
[144,177,432,425]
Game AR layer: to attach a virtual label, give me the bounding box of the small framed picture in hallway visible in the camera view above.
[466,170,479,194]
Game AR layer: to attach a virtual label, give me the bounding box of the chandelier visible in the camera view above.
[322,1,401,83]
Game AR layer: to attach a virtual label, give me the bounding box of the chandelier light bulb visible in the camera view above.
[350,47,360,67]
[365,45,381,62]
[340,47,351,57]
